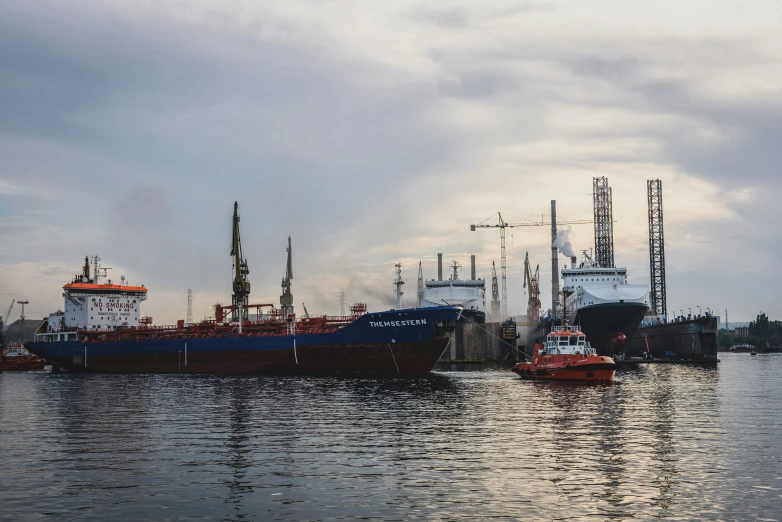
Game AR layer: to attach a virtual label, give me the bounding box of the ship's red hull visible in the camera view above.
[0,355,46,371]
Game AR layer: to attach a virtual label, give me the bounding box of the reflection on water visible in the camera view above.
[1,354,780,520]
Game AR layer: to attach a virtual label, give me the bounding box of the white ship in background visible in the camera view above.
[419,258,486,324]
[561,251,649,354]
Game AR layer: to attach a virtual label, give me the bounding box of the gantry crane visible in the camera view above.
[471,213,592,316]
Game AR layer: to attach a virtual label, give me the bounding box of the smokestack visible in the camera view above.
[551,200,559,319]
[437,253,443,281]
[571,256,576,269]
[470,255,476,280]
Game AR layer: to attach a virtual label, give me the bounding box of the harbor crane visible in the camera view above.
[470,213,592,317]
[302,303,310,319]
[522,252,541,325]
[490,262,500,317]
[230,202,250,322]
[280,236,293,317]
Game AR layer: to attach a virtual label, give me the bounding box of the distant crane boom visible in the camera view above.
[471,213,593,317]
[4,299,15,327]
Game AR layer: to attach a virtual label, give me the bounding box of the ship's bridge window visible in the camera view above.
[569,336,578,345]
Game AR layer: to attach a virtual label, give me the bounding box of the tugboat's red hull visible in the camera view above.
[512,361,615,381]
[0,356,46,371]
[513,342,616,382]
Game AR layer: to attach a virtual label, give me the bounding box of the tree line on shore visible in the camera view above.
[718,312,781,349]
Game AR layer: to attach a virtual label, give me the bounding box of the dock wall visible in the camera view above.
[439,322,514,362]
[627,316,718,359]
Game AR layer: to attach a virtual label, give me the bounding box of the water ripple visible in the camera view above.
[1,354,781,520]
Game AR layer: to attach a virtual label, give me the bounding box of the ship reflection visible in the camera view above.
[220,378,255,521]
[538,381,630,518]
[203,373,462,521]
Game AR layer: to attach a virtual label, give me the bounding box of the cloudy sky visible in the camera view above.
[1,0,780,324]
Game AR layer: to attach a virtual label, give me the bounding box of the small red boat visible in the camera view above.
[0,342,46,371]
[513,326,616,382]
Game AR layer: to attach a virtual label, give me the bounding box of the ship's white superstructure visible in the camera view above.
[419,261,486,319]
[561,253,649,320]
[37,256,147,342]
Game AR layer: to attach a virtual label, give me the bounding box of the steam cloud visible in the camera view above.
[553,227,576,258]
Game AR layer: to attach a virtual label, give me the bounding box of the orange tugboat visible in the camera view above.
[513,326,616,382]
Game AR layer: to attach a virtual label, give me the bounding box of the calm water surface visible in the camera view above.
[1,353,781,521]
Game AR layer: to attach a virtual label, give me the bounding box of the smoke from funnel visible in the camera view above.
[553,227,577,258]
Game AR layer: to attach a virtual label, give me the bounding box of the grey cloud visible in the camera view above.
[410,2,553,28]
[1,1,780,321]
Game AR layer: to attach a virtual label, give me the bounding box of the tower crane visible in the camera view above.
[470,213,592,316]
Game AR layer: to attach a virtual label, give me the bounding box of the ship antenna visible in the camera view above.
[92,256,101,284]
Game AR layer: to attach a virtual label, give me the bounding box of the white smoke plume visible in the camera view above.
[553,227,577,258]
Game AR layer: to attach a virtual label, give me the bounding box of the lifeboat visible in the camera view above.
[513,326,616,382]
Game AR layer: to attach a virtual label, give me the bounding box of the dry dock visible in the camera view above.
[627,315,718,361]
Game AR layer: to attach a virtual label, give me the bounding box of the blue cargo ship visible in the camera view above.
[29,253,461,374]
[30,203,461,374]
[30,305,461,375]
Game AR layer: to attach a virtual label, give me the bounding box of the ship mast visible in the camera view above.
[416,261,423,308]
[449,261,461,281]
[393,263,404,310]
[230,202,250,322]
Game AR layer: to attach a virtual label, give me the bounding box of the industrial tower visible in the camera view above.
[647,179,667,316]
[338,291,347,316]
[416,261,423,307]
[393,263,404,310]
[280,236,294,316]
[230,202,250,321]
[490,261,500,317]
[593,176,615,268]
[187,289,193,324]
